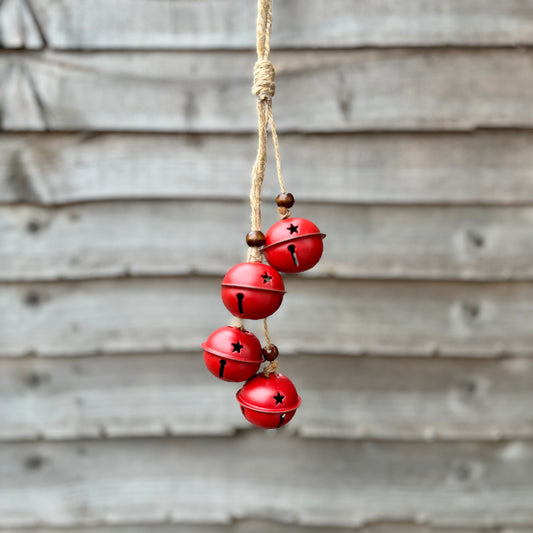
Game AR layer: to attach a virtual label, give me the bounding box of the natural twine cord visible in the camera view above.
[231,316,246,331]
[262,318,278,377]
[248,0,286,376]
[269,107,291,220]
[263,360,279,377]
[262,317,272,346]
[247,0,289,263]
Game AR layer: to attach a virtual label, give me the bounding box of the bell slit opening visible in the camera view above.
[288,244,299,266]
[236,293,245,314]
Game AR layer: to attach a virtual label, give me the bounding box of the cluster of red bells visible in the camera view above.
[202,212,325,429]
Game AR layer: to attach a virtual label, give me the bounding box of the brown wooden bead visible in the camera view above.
[276,192,295,208]
[262,344,279,361]
[246,230,266,247]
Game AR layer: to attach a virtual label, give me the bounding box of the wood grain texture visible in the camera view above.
[2,131,533,205]
[2,201,533,281]
[1,278,532,358]
[11,0,533,49]
[3,49,533,132]
[1,353,532,441]
[2,435,533,527]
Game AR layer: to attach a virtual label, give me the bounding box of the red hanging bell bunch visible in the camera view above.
[202,326,263,382]
[221,262,285,319]
[202,0,325,431]
[237,372,302,429]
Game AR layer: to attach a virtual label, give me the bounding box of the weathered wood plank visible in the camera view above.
[3,49,533,132]
[2,436,533,527]
[2,201,533,281]
[3,526,530,533]
[299,355,533,439]
[14,0,533,50]
[0,62,47,130]
[0,0,44,49]
[2,131,533,205]
[1,353,532,441]
[1,278,532,357]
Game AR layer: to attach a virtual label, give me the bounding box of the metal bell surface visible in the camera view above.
[221,262,285,320]
[262,217,325,273]
[202,326,263,382]
[236,372,301,429]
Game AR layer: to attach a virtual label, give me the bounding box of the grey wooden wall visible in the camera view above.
[1,0,533,531]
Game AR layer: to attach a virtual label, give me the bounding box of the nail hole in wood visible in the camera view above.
[24,454,45,470]
[466,229,485,248]
[454,462,473,482]
[25,371,46,388]
[26,220,41,234]
[462,302,480,319]
[25,291,41,307]
[457,379,478,398]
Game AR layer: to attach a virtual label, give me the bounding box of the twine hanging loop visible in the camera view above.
[263,360,279,377]
[247,0,289,361]
[247,0,287,263]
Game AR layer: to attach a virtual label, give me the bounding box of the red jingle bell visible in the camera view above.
[221,262,285,320]
[236,372,301,429]
[263,217,326,273]
[202,326,263,382]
